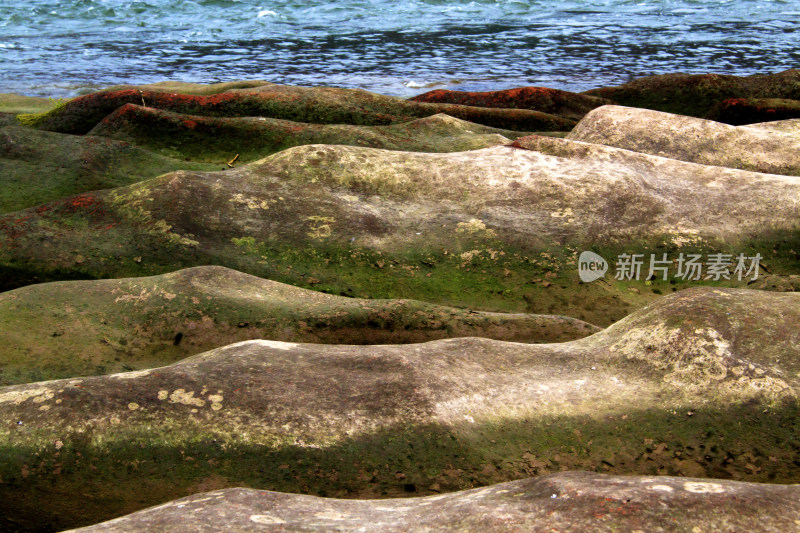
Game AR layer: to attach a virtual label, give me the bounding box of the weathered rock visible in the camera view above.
[749,274,800,292]
[2,287,799,531]
[0,108,522,213]
[2,143,799,323]
[583,69,800,120]
[0,126,215,213]
[745,117,800,135]
[65,472,800,533]
[567,105,800,175]
[0,265,597,385]
[705,98,800,125]
[88,106,520,163]
[101,80,276,96]
[17,86,575,135]
[0,83,278,116]
[409,86,613,121]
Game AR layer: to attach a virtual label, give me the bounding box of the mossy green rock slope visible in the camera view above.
[567,105,800,176]
[88,107,522,163]
[3,141,800,323]
[0,126,216,213]
[583,69,800,121]
[101,80,276,96]
[1,110,526,214]
[18,86,575,135]
[66,472,800,533]
[1,288,799,531]
[0,265,597,385]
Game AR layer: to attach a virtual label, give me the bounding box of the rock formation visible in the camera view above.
[583,69,800,121]
[567,105,800,175]
[0,265,597,385]
[410,86,612,121]
[65,472,800,533]
[1,288,798,530]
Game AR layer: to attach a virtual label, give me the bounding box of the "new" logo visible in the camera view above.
[578,251,608,283]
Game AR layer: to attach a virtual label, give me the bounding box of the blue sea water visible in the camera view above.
[0,0,798,98]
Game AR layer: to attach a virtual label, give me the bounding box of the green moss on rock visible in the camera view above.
[17,86,575,135]
[0,265,598,385]
[1,288,799,531]
[706,97,800,125]
[2,143,800,323]
[583,69,800,121]
[88,106,522,163]
[0,126,216,213]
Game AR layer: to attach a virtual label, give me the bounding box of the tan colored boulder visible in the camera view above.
[568,105,800,175]
[745,117,800,136]
[4,142,800,263]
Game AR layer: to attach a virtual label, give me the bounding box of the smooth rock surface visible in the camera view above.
[2,142,798,322]
[65,472,800,533]
[0,265,597,385]
[1,288,799,530]
[743,117,800,136]
[567,105,800,175]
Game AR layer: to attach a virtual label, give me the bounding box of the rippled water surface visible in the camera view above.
[0,0,798,97]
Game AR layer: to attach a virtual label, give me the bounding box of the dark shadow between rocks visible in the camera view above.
[1,400,798,532]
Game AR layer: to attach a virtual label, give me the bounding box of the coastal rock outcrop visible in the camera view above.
[0,265,597,385]
[410,86,613,121]
[567,105,800,175]
[88,108,520,163]
[706,97,800,125]
[0,126,215,213]
[583,69,800,121]
[66,472,800,533]
[17,86,574,135]
[2,142,797,321]
[2,288,798,531]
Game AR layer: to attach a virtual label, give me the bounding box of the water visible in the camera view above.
[0,0,798,98]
